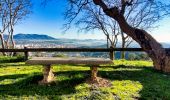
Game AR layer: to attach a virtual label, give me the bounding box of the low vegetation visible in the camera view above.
[0,57,170,99]
[0,56,25,63]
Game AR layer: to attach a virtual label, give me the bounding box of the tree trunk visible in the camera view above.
[0,34,6,56]
[109,46,115,60]
[11,35,15,49]
[121,31,126,59]
[10,27,15,49]
[93,0,170,72]
[107,35,109,48]
[115,13,170,72]
[121,51,125,59]
[9,25,15,56]
[5,33,10,49]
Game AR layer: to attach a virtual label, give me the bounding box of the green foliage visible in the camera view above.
[128,53,150,60]
[52,53,67,58]
[0,60,170,99]
[128,53,136,60]
[0,56,25,63]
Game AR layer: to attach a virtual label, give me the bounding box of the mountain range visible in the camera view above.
[4,33,56,40]
[4,33,170,48]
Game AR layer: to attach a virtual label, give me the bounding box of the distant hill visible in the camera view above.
[4,33,56,40]
[161,42,170,48]
[3,33,170,48]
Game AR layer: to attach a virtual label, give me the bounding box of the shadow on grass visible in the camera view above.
[0,63,34,68]
[0,66,170,99]
[0,71,89,98]
[56,67,170,99]
[0,74,28,81]
[102,64,153,69]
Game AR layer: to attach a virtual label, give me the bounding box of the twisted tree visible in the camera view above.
[64,0,170,72]
[93,0,170,72]
[64,0,163,59]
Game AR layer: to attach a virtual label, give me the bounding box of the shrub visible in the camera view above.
[52,53,67,57]
[0,56,25,63]
[128,53,150,61]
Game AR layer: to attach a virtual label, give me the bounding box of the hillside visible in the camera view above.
[4,33,56,40]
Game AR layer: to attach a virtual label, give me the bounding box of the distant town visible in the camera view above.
[7,34,170,59]
[12,34,108,58]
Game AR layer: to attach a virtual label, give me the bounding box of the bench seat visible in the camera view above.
[26,57,112,65]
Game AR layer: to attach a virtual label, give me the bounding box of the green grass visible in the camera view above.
[0,60,170,99]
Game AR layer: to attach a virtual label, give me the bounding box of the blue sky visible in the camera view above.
[15,0,170,43]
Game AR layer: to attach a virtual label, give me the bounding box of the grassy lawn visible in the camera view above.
[0,60,170,99]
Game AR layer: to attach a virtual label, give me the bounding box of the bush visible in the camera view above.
[128,53,137,60]
[0,56,25,63]
[128,53,150,60]
[52,53,67,57]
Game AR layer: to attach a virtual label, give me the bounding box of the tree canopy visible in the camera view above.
[63,0,170,72]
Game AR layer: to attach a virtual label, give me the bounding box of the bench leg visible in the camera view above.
[90,66,98,82]
[39,65,55,85]
[88,66,112,87]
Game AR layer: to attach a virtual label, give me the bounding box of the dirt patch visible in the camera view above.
[86,77,112,87]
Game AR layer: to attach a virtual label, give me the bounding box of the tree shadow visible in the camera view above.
[102,64,152,69]
[0,71,89,98]
[0,63,34,68]
[0,74,28,81]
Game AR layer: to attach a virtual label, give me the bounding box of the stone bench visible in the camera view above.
[26,57,113,85]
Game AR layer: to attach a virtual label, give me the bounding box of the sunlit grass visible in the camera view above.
[0,60,170,99]
[113,59,153,67]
